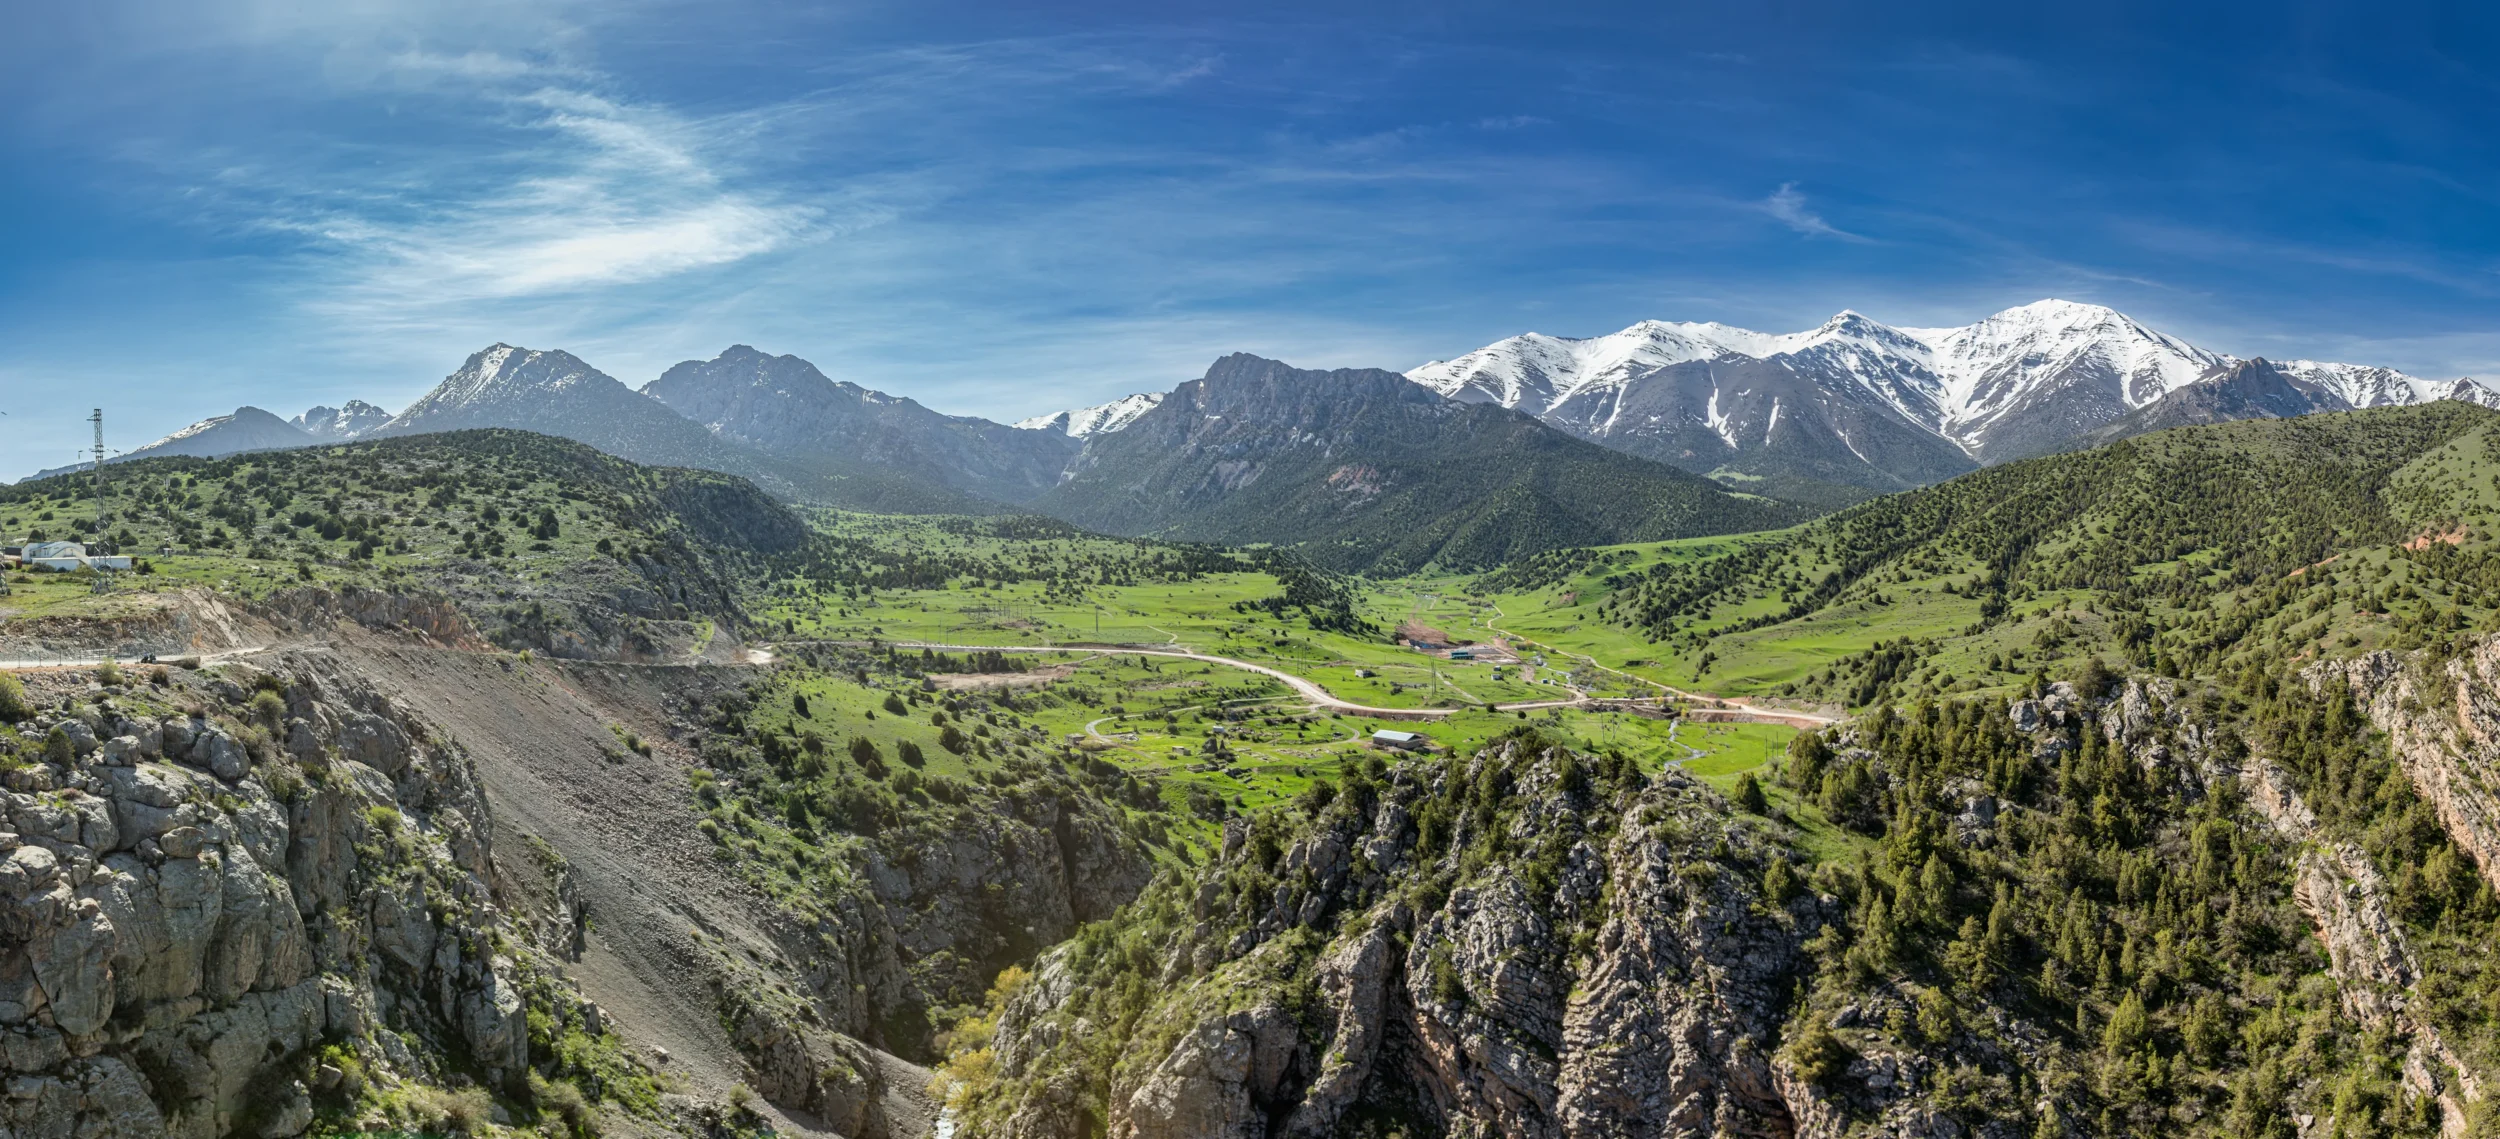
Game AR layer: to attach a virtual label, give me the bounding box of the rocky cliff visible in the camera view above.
[660,661,1162,1065]
[0,651,653,1137]
[2309,638,2500,893]
[959,731,1815,1138]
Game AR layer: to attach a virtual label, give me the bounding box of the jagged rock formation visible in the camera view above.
[972,674,2495,1139]
[0,650,626,1137]
[965,734,1815,1137]
[290,402,391,442]
[290,402,391,441]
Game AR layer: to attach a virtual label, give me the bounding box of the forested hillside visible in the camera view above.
[1484,403,2500,711]
[933,407,2500,1136]
[948,658,2500,1137]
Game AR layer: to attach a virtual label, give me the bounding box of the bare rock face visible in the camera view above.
[978,740,1816,1139]
[0,650,623,1138]
[859,785,1154,1019]
[252,585,482,648]
[2309,639,2500,893]
[2300,640,2500,1121]
[1112,1000,1299,1139]
[718,975,892,1139]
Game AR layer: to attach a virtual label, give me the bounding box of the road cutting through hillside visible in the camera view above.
[0,645,274,672]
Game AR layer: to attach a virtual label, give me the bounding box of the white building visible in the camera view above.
[18,541,130,572]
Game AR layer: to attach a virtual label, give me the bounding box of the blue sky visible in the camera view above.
[3,0,2496,479]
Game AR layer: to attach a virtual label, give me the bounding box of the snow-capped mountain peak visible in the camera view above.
[381,344,619,432]
[1409,309,1949,425]
[2269,360,2500,410]
[1904,299,2226,443]
[1016,392,1166,438]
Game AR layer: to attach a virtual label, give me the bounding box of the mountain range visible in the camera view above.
[1028,353,1808,572]
[1389,299,2499,491]
[41,298,2493,563]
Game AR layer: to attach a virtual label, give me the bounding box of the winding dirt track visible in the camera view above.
[857,640,1593,720]
[0,645,272,671]
[1473,606,1839,728]
[839,639,1841,725]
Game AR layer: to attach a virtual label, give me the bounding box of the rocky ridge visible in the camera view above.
[964,732,1816,1138]
[2231,697,2482,1131]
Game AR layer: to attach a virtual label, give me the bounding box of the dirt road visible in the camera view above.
[862,640,1605,720]
[1473,608,1839,729]
[0,645,272,671]
[862,639,1801,722]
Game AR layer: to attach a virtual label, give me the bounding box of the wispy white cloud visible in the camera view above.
[1762,182,1871,242]
[271,72,824,318]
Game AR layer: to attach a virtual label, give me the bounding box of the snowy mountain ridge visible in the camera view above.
[1014,392,1166,438]
[1408,299,2497,469]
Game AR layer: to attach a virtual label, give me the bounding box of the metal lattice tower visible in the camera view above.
[89,409,110,594]
[89,410,106,530]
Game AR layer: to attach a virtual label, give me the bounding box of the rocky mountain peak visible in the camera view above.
[643,345,1080,505]
[1014,392,1165,438]
[293,399,391,440]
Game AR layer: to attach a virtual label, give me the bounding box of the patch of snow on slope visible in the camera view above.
[1704,387,1737,447]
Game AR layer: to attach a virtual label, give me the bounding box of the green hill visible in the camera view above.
[1,429,814,657]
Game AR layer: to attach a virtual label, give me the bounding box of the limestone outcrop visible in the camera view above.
[0,654,627,1138]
